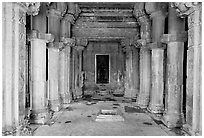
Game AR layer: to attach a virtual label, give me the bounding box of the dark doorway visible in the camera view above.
[96,55,109,84]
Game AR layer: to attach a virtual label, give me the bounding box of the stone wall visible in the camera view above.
[83,41,125,95]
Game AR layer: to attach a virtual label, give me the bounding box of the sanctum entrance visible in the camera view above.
[96,54,110,84]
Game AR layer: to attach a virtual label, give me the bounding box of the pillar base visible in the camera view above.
[48,99,62,112]
[136,94,150,108]
[124,88,136,98]
[148,104,164,113]
[162,112,184,128]
[30,109,50,125]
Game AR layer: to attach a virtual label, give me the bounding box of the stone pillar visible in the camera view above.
[137,48,151,107]
[145,3,167,113]
[161,5,187,128]
[133,3,151,108]
[75,46,85,98]
[47,43,62,111]
[71,47,77,99]
[171,2,202,135]
[190,5,202,136]
[58,47,66,104]
[2,2,31,133]
[47,6,62,111]
[123,45,136,98]
[60,38,75,104]
[29,30,54,124]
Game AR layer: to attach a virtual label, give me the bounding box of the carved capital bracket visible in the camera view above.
[75,45,85,51]
[171,2,202,18]
[60,37,76,47]
[75,38,88,47]
[147,42,166,49]
[145,2,168,18]
[18,2,40,16]
[47,8,63,18]
[28,30,54,43]
[133,3,151,25]
[62,14,75,24]
[161,31,188,44]
[48,42,64,51]
[67,3,81,20]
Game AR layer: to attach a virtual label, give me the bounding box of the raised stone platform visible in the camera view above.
[96,109,124,122]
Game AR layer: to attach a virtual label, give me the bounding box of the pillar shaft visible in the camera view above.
[47,8,61,42]
[163,5,185,128]
[137,48,151,107]
[148,11,166,113]
[30,36,51,124]
[149,49,164,113]
[2,3,28,132]
[48,45,61,111]
[124,46,136,98]
[187,5,202,135]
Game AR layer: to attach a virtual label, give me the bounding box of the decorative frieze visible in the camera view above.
[161,31,188,44]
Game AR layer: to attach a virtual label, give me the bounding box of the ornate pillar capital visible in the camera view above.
[28,30,54,43]
[18,2,41,16]
[171,2,202,18]
[62,14,75,24]
[67,3,81,19]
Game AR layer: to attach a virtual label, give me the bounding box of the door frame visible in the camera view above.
[95,54,110,84]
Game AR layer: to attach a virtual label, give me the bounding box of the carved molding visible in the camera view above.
[161,31,188,43]
[28,30,54,42]
[18,2,40,16]
[171,2,202,18]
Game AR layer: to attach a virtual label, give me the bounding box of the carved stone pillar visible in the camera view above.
[145,3,167,113]
[134,3,151,108]
[161,5,187,128]
[29,30,54,124]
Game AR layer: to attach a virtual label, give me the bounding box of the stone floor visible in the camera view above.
[32,94,186,136]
